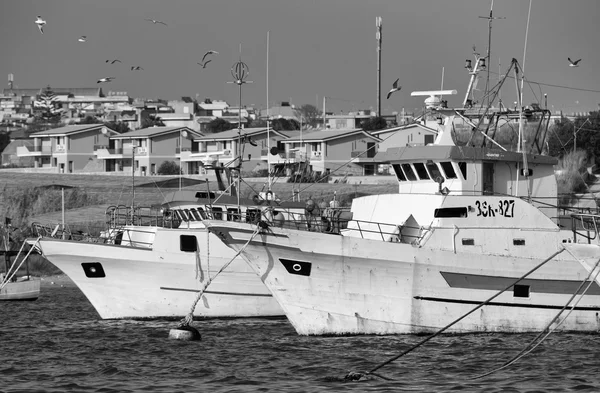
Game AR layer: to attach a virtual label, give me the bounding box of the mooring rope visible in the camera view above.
[354,247,566,380]
[177,224,263,328]
[0,237,41,290]
[471,253,600,380]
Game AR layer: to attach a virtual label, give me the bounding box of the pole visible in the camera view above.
[322,96,326,129]
[179,131,182,191]
[376,16,382,117]
[131,137,135,218]
[61,187,65,239]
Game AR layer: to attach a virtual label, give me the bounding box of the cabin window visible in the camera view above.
[174,210,186,222]
[426,162,442,181]
[227,208,241,221]
[246,208,261,223]
[392,164,407,181]
[413,163,430,180]
[513,239,526,246]
[513,284,530,298]
[440,162,457,179]
[195,191,216,199]
[180,235,198,252]
[189,208,204,221]
[458,162,467,180]
[184,209,194,221]
[434,207,468,218]
[401,164,417,181]
[212,207,223,220]
[462,238,475,245]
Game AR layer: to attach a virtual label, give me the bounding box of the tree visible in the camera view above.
[104,121,130,134]
[140,111,165,129]
[246,117,267,128]
[157,161,181,175]
[270,118,299,131]
[547,112,600,158]
[80,116,102,124]
[34,85,64,122]
[206,118,234,133]
[361,116,388,131]
[294,104,321,128]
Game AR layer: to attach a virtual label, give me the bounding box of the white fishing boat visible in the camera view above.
[203,55,600,335]
[1,219,40,301]
[28,176,307,319]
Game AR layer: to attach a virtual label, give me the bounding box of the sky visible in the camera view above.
[1,0,599,116]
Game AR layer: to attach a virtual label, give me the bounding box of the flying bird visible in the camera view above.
[105,59,122,64]
[78,36,87,42]
[201,50,219,63]
[131,66,143,71]
[97,77,115,84]
[197,59,212,68]
[568,57,581,67]
[145,18,167,26]
[35,16,46,34]
[386,78,401,100]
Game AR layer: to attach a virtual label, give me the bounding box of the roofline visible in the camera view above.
[28,124,115,137]
[110,126,201,139]
[282,129,381,143]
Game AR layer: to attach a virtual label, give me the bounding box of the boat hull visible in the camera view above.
[0,279,40,301]
[207,221,600,335]
[33,227,283,319]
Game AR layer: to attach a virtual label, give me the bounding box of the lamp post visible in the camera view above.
[179,129,188,191]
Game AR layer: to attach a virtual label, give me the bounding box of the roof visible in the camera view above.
[2,88,41,97]
[28,124,117,137]
[370,123,438,137]
[260,105,298,119]
[282,128,381,143]
[375,145,558,165]
[111,126,202,139]
[51,88,103,97]
[194,127,287,141]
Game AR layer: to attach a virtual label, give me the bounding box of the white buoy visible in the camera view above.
[168,326,201,341]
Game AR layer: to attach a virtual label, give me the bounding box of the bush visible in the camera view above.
[157,161,181,175]
[556,150,590,205]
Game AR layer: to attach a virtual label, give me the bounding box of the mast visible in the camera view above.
[266,31,271,191]
[518,0,532,201]
[479,1,504,108]
[376,16,382,117]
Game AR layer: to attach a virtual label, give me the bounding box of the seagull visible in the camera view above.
[131,66,143,71]
[197,59,212,68]
[386,78,401,99]
[568,57,581,67]
[201,50,219,63]
[97,77,115,84]
[35,16,46,34]
[145,18,167,26]
[105,59,122,64]
[78,36,87,42]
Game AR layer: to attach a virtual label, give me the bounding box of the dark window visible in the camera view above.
[180,235,198,252]
[458,162,467,180]
[413,163,430,180]
[424,134,435,145]
[227,208,241,221]
[513,239,526,246]
[392,164,407,181]
[189,208,204,221]
[81,262,105,278]
[195,191,216,199]
[513,284,530,298]
[462,238,474,245]
[401,164,417,181]
[246,208,261,223]
[426,162,442,181]
[440,162,457,179]
[434,207,468,218]
[212,207,223,220]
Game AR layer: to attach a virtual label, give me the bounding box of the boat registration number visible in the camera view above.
[474,199,515,218]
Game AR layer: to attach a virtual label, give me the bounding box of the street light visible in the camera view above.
[179,129,188,191]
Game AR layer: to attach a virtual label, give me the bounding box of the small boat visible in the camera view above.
[203,55,600,335]
[27,180,307,319]
[1,219,40,301]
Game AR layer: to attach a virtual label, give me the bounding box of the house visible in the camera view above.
[103,126,202,176]
[279,128,381,176]
[326,110,398,130]
[16,124,118,173]
[190,127,291,173]
[258,101,298,121]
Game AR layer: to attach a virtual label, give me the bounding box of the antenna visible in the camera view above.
[266,31,271,191]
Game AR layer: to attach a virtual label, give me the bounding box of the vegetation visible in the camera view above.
[547,112,600,158]
[206,118,234,133]
[157,161,182,175]
[361,116,388,131]
[270,118,299,131]
[555,150,591,205]
[294,104,321,128]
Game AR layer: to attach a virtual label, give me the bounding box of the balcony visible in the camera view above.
[16,145,53,157]
[186,149,233,164]
[94,144,133,159]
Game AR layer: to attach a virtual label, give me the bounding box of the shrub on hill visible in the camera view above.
[157,161,181,175]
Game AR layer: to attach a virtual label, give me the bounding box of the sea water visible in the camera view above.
[1,278,599,392]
